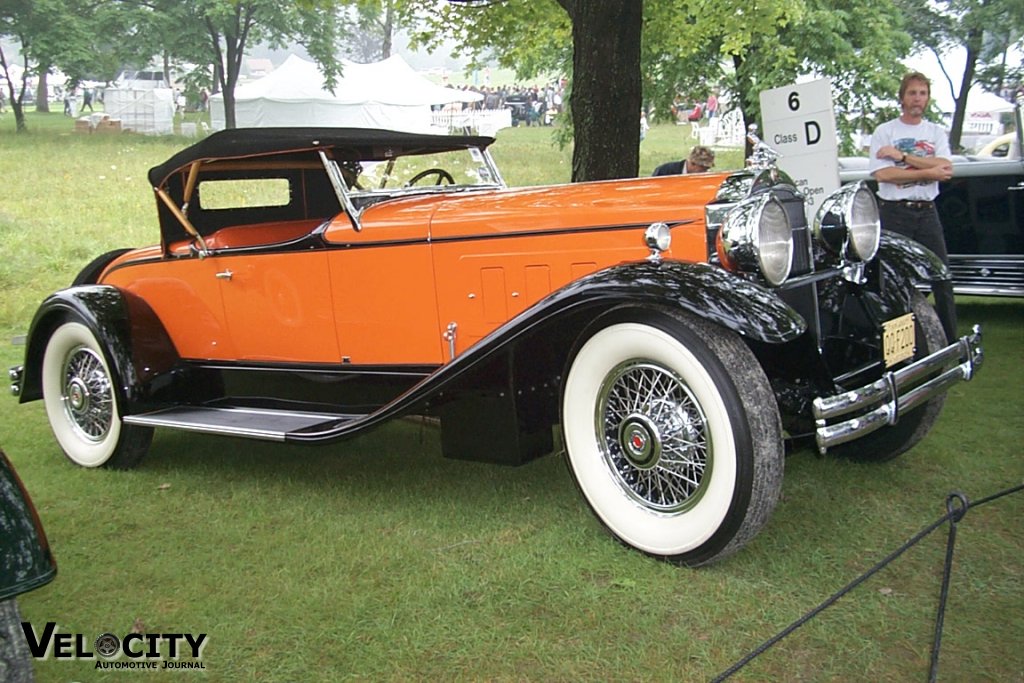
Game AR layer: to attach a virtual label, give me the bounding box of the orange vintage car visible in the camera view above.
[9,127,983,566]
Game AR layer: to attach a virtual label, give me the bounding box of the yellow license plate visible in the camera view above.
[882,313,916,367]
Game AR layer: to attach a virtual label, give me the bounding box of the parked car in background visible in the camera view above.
[841,96,1023,297]
[10,127,983,567]
[0,448,57,681]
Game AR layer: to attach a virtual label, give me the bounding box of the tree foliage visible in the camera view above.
[896,0,1024,151]
[414,0,917,173]
[2,0,347,132]
[1,0,104,129]
[138,0,344,129]
[339,0,423,62]
[412,0,644,181]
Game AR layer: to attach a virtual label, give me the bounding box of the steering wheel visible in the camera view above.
[406,168,455,187]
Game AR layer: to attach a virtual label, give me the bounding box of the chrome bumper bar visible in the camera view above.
[813,325,983,453]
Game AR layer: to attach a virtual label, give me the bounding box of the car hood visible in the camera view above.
[322,173,727,244]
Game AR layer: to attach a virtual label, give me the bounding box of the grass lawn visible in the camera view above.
[1,111,1021,682]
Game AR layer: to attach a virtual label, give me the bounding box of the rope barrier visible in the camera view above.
[712,483,1023,683]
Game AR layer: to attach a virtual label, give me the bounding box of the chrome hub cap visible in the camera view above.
[598,361,711,513]
[61,345,113,442]
[618,414,661,470]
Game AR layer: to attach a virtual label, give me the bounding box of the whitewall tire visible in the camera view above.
[41,320,152,469]
[562,311,783,566]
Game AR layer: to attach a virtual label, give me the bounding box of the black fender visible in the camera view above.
[546,260,807,344]
[17,285,179,409]
[878,230,950,287]
[0,448,57,600]
[287,260,805,444]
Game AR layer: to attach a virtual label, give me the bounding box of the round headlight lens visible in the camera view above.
[757,197,793,286]
[846,185,880,261]
[813,181,881,263]
[719,194,793,286]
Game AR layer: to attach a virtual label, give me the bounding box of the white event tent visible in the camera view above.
[209,54,482,133]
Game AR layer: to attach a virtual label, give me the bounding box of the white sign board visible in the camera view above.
[759,79,839,223]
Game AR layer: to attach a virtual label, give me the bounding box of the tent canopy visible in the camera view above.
[210,54,482,132]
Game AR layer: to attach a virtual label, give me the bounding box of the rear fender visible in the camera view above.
[17,286,178,409]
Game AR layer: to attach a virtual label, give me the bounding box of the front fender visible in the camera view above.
[549,260,807,344]
[878,230,951,287]
[17,285,178,407]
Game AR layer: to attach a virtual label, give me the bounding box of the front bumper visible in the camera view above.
[813,326,983,453]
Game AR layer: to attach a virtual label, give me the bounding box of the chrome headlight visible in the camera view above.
[813,182,880,262]
[644,222,672,252]
[717,194,793,286]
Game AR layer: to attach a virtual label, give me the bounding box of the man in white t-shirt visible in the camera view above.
[868,72,957,343]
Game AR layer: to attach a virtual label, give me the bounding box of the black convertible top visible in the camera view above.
[148,127,496,187]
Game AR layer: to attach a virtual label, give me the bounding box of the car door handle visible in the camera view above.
[215,270,234,280]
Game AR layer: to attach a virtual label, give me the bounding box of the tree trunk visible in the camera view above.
[0,45,28,132]
[558,0,643,182]
[948,26,982,153]
[733,54,756,158]
[9,94,28,132]
[163,52,172,90]
[382,1,394,59]
[36,70,50,113]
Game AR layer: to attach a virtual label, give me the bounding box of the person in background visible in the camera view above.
[706,91,718,120]
[868,71,957,343]
[652,146,715,176]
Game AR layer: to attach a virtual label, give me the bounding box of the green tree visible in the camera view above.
[1,0,101,130]
[414,0,640,181]
[644,0,911,155]
[898,0,1024,151]
[341,0,420,61]
[128,0,345,129]
[416,0,914,176]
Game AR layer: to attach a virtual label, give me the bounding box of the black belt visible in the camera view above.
[879,199,935,210]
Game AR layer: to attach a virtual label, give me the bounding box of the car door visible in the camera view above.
[321,208,445,366]
[216,249,340,363]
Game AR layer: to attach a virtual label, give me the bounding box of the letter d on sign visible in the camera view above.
[804,121,821,145]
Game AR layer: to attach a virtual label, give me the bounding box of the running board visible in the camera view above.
[123,406,359,442]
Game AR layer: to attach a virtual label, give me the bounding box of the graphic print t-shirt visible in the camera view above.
[868,118,951,201]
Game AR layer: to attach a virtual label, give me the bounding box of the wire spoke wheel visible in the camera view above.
[60,345,115,442]
[600,361,710,512]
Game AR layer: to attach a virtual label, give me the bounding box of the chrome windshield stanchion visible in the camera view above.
[813,326,983,453]
[319,150,362,232]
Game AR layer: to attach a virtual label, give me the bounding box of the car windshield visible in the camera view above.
[347,146,503,194]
